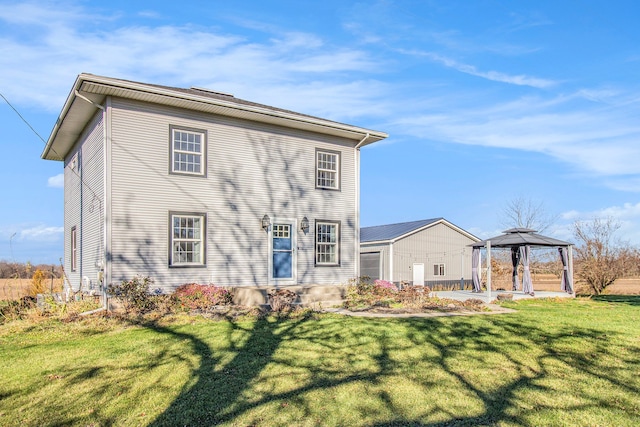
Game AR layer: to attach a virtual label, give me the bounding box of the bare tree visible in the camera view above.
[572,217,635,295]
[500,196,557,232]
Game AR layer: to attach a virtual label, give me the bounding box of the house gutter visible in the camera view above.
[354,133,370,278]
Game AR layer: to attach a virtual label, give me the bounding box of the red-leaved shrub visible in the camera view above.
[173,283,232,310]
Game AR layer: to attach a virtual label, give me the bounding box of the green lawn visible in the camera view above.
[1,297,639,426]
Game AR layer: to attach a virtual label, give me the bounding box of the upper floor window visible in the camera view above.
[170,126,206,176]
[316,149,340,190]
[170,213,206,267]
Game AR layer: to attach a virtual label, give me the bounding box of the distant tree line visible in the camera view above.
[0,261,63,280]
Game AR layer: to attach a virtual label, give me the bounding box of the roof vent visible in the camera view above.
[190,86,234,97]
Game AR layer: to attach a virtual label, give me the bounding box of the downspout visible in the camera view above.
[354,133,369,278]
[74,90,109,313]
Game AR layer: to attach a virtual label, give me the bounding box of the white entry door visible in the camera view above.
[413,263,425,286]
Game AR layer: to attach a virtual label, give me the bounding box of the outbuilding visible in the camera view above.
[360,218,480,289]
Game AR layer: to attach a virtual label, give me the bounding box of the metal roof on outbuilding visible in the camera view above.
[360,218,479,244]
[361,218,442,243]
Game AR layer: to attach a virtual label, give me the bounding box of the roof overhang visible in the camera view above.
[469,230,573,248]
[42,73,389,161]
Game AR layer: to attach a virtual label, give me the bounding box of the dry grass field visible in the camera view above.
[1,276,639,300]
[505,273,640,295]
[0,278,64,300]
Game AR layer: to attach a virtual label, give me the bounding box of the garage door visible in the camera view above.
[360,252,381,280]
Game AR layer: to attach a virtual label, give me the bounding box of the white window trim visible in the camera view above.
[433,263,446,276]
[315,149,340,190]
[169,212,206,267]
[315,220,340,266]
[170,126,207,177]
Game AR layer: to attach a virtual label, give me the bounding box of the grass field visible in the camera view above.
[1,297,638,426]
[2,276,638,300]
[0,278,64,300]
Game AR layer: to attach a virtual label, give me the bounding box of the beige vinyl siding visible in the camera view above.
[391,223,475,284]
[64,112,104,291]
[108,98,356,290]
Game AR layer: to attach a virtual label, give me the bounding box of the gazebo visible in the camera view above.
[469,228,574,297]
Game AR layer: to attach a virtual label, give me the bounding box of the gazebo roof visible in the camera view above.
[470,228,572,248]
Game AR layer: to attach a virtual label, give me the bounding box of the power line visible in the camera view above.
[0,92,47,144]
[1,91,101,199]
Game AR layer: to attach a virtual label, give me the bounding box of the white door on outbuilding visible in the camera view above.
[413,263,424,286]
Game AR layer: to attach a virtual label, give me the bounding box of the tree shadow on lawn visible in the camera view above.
[377,311,640,426]
[140,308,639,426]
[591,295,640,306]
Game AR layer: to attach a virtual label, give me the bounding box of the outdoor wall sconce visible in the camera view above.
[261,214,271,230]
[300,216,310,232]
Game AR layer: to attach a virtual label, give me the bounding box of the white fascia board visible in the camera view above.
[43,73,388,161]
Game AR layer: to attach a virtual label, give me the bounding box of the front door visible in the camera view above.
[272,222,296,283]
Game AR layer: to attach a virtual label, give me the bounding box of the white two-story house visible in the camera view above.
[42,74,387,296]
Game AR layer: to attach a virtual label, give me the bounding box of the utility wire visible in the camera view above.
[1,92,47,144]
[1,91,101,200]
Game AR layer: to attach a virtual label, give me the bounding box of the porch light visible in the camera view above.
[261,214,271,230]
[300,216,310,232]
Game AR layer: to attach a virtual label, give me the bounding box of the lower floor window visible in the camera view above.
[433,263,445,276]
[315,221,340,265]
[170,213,205,266]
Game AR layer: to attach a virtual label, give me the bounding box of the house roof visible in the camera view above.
[470,228,572,248]
[361,218,480,244]
[42,73,388,161]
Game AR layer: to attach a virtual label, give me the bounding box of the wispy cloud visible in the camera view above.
[398,49,556,88]
[19,225,64,241]
[0,223,63,242]
[560,202,640,244]
[47,173,64,188]
[0,1,384,117]
[391,89,640,180]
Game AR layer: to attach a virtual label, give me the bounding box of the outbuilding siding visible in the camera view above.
[359,243,390,281]
[391,222,473,284]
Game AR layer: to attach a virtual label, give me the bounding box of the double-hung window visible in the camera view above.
[433,263,445,276]
[170,213,205,266]
[170,126,206,176]
[316,149,340,190]
[315,220,340,266]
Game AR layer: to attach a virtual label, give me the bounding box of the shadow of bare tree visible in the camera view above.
[135,300,640,426]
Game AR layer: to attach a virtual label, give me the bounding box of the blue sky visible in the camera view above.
[2,0,640,264]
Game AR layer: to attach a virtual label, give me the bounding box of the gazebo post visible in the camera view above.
[486,240,492,302]
[569,245,575,297]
